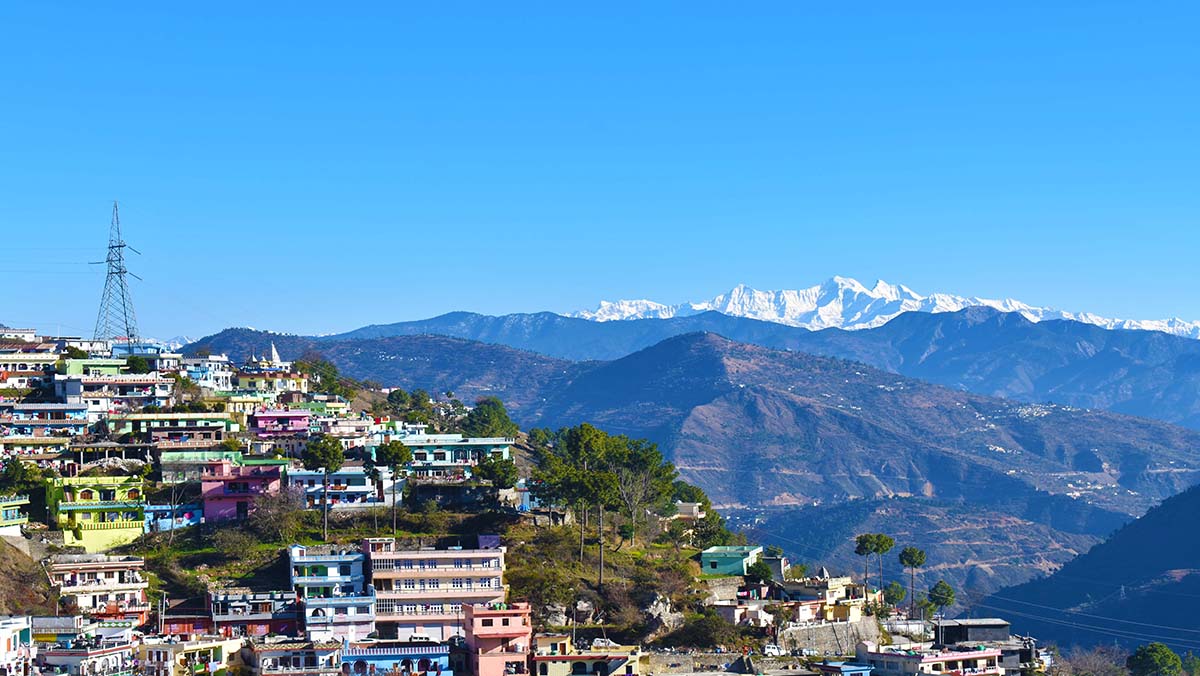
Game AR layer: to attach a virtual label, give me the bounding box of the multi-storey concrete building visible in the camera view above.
[248,410,310,439]
[47,476,146,552]
[287,467,387,510]
[201,460,283,522]
[46,555,151,625]
[182,355,236,392]
[0,615,35,676]
[855,641,1003,676]
[246,641,342,676]
[0,403,89,438]
[288,545,376,642]
[464,603,532,676]
[341,640,454,676]
[55,374,174,423]
[138,636,245,676]
[531,635,640,676]
[400,435,513,480]
[106,412,239,448]
[35,627,136,676]
[363,538,506,642]
[208,588,300,638]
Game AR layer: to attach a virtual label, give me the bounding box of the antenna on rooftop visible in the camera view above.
[91,201,142,343]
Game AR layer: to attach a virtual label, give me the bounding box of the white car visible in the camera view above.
[763,644,784,657]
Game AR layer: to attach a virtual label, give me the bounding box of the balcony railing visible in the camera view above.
[58,577,147,591]
[73,521,145,531]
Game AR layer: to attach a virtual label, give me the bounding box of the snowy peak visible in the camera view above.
[569,277,1200,340]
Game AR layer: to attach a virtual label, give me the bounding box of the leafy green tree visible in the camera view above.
[1128,644,1183,676]
[603,436,676,544]
[1181,652,1200,676]
[301,434,345,540]
[218,437,243,453]
[929,579,956,642]
[126,355,151,374]
[874,533,895,588]
[213,528,257,561]
[373,441,412,534]
[386,389,411,413]
[884,580,907,606]
[661,610,741,649]
[0,458,44,494]
[746,560,776,584]
[461,397,519,438]
[899,546,927,618]
[475,454,519,490]
[765,544,785,558]
[786,563,808,579]
[63,346,89,359]
[855,533,876,589]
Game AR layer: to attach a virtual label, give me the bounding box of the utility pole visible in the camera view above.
[92,201,142,342]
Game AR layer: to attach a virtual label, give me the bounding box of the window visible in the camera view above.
[710,561,718,569]
[482,619,494,627]
[403,579,416,590]
[539,665,548,675]
[428,580,439,590]
[452,578,464,589]
[502,618,510,626]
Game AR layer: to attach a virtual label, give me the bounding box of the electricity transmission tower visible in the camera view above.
[92,201,142,342]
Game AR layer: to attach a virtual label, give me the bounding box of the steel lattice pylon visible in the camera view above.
[93,201,141,342]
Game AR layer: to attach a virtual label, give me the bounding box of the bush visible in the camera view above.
[213,529,257,561]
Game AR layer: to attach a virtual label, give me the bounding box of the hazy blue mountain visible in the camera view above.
[982,482,1200,651]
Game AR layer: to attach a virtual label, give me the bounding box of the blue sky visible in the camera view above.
[1,3,1197,338]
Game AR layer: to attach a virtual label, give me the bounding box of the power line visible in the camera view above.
[987,594,1200,634]
[971,602,1200,650]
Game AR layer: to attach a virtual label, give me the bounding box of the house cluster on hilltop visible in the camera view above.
[0,332,1048,676]
[0,334,517,552]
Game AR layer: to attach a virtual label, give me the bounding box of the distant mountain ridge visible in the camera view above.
[183,328,1200,598]
[569,276,1200,339]
[317,308,1200,429]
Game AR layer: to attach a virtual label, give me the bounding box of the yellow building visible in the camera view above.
[48,475,146,552]
[139,637,247,676]
[531,635,641,676]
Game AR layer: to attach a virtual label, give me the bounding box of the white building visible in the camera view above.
[0,616,34,676]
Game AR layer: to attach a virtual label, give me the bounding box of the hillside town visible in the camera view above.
[0,329,1067,676]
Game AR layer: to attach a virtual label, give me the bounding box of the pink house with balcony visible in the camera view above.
[200,460,283,522]
[248,409,311,439]
[464,602,531,676]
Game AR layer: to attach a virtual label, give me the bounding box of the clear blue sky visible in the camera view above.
[1,2,1197,338]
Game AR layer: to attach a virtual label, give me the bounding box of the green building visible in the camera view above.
[700,545,763,576]
[48,476,146,552]
[0,494,30,536]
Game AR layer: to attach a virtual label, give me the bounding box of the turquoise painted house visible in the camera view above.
[700,545,763,576]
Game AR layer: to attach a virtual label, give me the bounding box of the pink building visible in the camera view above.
[464,603,531,676]
[200,460,283,522]
[248,409,310,438]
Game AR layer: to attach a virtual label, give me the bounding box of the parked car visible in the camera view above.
[763,644,784,657]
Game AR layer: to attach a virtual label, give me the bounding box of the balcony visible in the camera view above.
[304,612,375,625]
[371,567,502,579]
[302,593,375,607]
[375,586,503,597]
[258,666,341,676]
[292,573,362,584]
[58,500,144,511]
[58,577,147,592]
[74,521,145,531]
[470,624,531,639]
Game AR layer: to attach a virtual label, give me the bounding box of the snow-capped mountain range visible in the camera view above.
[570,276,1200,339]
